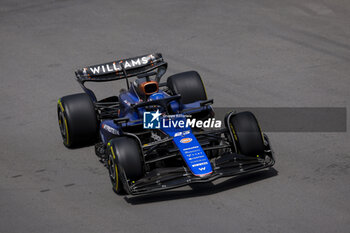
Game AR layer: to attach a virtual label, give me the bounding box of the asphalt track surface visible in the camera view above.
[1,0,350,232]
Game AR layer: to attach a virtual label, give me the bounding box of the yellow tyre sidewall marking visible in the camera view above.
[110,146,118,190]
[63,116,69,145]
[58,99,69,145]
[58,99,64,112]
[230,123,238,141]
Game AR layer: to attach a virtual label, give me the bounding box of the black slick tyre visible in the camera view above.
[57,93,98,148]
[227,111,265,157]
[106,137,144,195]
[167,71,207,104]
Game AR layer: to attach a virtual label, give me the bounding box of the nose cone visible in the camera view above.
[198,172,213,179]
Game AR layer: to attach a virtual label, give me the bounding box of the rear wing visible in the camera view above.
[75,53,167,83]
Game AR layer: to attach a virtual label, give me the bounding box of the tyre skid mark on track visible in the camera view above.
[35,169,46,173]
[40,189,50,193]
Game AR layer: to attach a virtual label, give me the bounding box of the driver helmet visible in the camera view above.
[133,77,159,99]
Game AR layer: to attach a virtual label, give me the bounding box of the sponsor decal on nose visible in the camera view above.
[180,138,192,143]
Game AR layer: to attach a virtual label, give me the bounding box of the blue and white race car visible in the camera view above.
[57,53,275,195]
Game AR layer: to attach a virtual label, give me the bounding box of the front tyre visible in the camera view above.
[106,137,144,195]
[226,111,265,157]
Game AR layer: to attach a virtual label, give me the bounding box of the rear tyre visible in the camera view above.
[106,137,144,195]
[226,111,265,157]
[57,93,98,148]
[167,71,207,104]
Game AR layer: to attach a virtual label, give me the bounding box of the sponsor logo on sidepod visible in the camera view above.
[102,124,119,135]
[180,138,192,143]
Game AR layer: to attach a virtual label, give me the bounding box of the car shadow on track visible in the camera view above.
[124,168,278,205]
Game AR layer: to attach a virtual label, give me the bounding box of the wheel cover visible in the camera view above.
[58,111,66,137]
[58,110,69,145]
[108,152,119,191]
[108,153,116,181]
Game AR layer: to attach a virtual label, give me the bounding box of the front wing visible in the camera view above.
[122,151,275,195]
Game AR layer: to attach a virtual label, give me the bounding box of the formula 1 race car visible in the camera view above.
[57,53,275,195]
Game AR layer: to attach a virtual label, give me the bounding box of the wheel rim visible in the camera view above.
[108,153,116,183]
[58,107,70,146]
[58,111,66,137]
